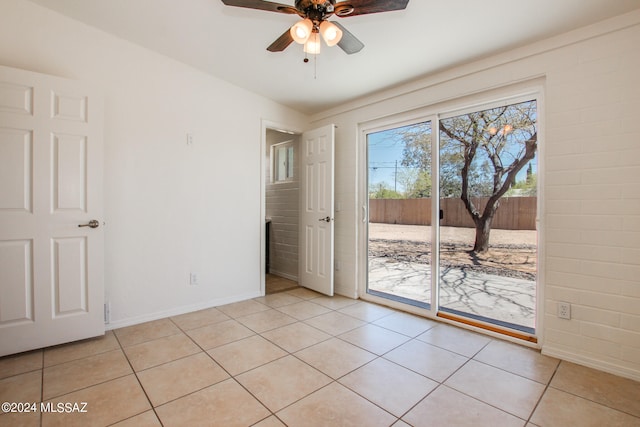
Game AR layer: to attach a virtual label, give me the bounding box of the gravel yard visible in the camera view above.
[368,223,537,281]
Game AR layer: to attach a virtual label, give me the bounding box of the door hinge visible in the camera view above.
[104,302,111,324]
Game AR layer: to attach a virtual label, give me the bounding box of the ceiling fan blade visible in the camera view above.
[221,0,298,14]
[336,0,409,17]
[333,22,364,54]
[267,29,294,52]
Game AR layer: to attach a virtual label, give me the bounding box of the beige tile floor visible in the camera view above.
[1,288,640,427]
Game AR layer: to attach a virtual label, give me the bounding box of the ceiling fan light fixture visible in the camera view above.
[303,32,321,54]
[290,18,313,44]
[222,0,412,56]
[319,21,343,46]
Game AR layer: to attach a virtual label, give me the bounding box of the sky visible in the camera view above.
[367,128,409,193]
[367,122,538,195]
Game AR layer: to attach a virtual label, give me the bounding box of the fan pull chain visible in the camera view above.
[302,52,318,80]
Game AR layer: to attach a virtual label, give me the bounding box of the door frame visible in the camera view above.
[357,80,546,347]
[260,120,305,295]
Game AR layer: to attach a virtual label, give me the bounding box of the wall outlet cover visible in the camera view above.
[558,301,571,319]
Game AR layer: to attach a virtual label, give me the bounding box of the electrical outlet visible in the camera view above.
[186,132,194,145]
[558,301,571,319]
[190,273,198,285]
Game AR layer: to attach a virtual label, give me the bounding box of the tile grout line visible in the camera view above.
[112,327,166,427]
[252,295,459,424]
[114,330,184,350]
[403,338,539,423]
[164,316,281,424]
[34,323,516,427]
[235,299,399,424]
[0,281,621,426]
[247,303,350,420]
[40,335,121,369]
[469,356,556,387]
[39,371,134,402]
[266,301,421,425]
[541,361,640,421]
[262,328,400,425]
[524,358,563,425]
[420,337,490,393]
[393,382,441,424]
[18,287,639,425]
[269,365,401,425]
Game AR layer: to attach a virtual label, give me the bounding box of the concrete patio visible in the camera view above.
[368,255,536,330]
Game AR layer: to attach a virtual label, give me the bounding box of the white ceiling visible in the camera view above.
[27,0,640,115]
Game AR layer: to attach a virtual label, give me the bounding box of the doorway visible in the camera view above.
[262,123,337,296]
[364,96,540,337]
[265,128,301,294]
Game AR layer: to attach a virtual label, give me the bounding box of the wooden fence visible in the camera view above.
[369,197,537,230]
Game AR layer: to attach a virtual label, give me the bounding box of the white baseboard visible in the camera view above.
[105,291,262,331]
[542,345,640,382]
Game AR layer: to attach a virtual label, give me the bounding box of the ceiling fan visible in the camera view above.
[220,0,410,55]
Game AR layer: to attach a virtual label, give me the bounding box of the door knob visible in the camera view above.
[78,220,100,229]
[318,216,332,223]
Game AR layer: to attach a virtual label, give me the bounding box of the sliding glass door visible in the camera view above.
[438,100,538,333]
[365,97,539,336]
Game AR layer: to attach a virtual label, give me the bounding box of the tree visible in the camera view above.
[395,102,537,252]
[439,100,537,252]
[507,171,537,196]
[369,182,403,199]
[400,121,494,198]
[397,168,431,198]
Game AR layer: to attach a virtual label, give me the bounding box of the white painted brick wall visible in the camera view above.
[623,347,640,364]
[511,20,640,379]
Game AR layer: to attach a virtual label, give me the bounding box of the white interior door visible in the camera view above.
[0,65,104,357]
[299,124,335,296]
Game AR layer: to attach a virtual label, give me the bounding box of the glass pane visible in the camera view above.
[367,121,432,308]
[438,99,537,332]
[287,146,294,178]
[276,146,286,181]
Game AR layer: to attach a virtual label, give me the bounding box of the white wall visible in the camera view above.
[0,0,308,327]
[312,11,640,380]
[265,129,299,280]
